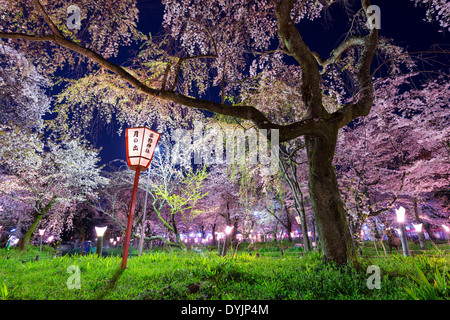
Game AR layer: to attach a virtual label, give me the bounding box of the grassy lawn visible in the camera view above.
[1,242,449,300]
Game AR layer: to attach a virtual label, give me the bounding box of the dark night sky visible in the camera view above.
[93,0,448,166]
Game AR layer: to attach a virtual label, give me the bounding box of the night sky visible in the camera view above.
[86,0,448,166]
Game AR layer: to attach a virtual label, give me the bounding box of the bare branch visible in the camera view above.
[312,36,365,75]
[32,0,64,37]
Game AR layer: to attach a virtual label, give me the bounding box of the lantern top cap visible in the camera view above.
[125,127,161,171]
[95,226,108,237]
[395,206,406,223]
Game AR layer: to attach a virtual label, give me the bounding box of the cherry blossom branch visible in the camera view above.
[0,4,327,142]
[367,172,406,217]
[251,48,291,56]
[170,54,217,91]
[371,50,450,77]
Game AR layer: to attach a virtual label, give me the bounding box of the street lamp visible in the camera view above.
[222,226,234,257]
[95,226,107,257]
[442,225,450,245]
[413,223,426,250]
[38,229,45,252]
[395,206,410,257]
[413,223,422,232]
[123,127,160,269]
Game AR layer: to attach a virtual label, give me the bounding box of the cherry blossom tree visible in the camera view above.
[91,135,209,249]
[335,74,450,244]
[411,0,450,31]
[0,126,108,250]
[1,0,446,263]
[0,43,51,129]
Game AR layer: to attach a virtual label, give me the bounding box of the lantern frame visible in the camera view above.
[125,127,161,172]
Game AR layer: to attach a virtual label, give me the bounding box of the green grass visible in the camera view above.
[1,243,449,300]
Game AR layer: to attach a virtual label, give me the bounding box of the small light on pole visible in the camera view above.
[222,226,234,257]
[38,229,45,252]
[95,226,107,257]
[396,206,405,223]
[122,127,160,269]
[413,223,426,250]
[395,206,410,257]
[413,223,423,233]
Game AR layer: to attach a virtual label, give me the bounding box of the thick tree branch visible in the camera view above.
[312,36,365,75]
[0,29,325,142]
[32,0,64,37]
[331,1,379,128]
[276,0,324,119]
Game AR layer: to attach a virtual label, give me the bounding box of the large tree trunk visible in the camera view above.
[305,129,356,265]
[18,212,44,251]
[19,196,57,251]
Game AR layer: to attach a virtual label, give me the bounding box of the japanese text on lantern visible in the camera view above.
[145,133,154,154]
[133,130,139,151]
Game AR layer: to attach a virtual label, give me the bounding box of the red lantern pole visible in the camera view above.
[121,169,141,270]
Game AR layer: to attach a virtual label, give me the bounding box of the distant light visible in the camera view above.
[413,223,423,232]
[225,226,234,235]
[443,225,450,233]
[47,235,54,243]
[395,207,406,223]
[38,229,45,236]
[95,226,107,237]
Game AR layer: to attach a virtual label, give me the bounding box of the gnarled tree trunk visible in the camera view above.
[305,127,356,265]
